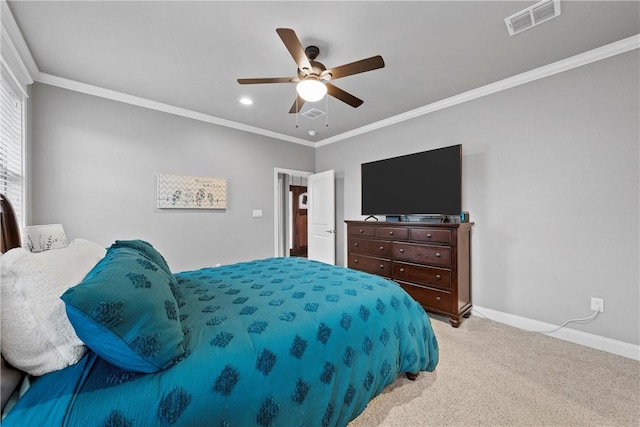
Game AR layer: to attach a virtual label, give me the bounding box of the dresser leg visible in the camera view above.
[449,316,461,328]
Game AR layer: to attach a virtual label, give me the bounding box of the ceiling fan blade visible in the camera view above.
[237,77,298,84]
[326,83,364,108]
[288,95,306,114]
[326,55,385,80]
[276,28,313,74]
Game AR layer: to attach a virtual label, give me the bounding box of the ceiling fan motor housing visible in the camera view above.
[298,61,331,81]
[298,46,332,81]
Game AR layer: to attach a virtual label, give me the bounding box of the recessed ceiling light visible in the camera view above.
[240,97,253,105]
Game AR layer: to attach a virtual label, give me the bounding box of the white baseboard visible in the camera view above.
[472,306,640,361]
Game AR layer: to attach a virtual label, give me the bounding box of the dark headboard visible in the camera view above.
[1,193,21,254]
[0,193,24,411]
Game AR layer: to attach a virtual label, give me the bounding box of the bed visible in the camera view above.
[0,196,439,426]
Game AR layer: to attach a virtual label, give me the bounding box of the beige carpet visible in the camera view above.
[349,314,640,426]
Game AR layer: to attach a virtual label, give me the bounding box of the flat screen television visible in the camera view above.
[361,144,462,216]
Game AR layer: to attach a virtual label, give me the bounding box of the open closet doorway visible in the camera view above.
[289,184,308,257]
[273,168,313,258]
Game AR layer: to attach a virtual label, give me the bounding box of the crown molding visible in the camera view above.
[35,72,315,148]
[1,0,38,95]
[315,34,640,148]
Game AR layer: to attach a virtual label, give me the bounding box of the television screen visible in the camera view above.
[361,144,461,216]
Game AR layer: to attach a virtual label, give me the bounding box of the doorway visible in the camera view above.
[273,168,312,258]
[289,185,308,257]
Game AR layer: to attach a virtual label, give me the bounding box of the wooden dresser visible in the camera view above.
[345,221,472,327]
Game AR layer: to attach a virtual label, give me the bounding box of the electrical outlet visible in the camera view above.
[590,297,604,313]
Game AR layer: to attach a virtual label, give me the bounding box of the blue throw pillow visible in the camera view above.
[61,245,184,373]
[111,239,173,276]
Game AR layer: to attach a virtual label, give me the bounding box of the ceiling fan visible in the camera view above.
[237,28,385,114]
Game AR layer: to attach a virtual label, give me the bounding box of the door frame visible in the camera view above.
[273,167,313,257]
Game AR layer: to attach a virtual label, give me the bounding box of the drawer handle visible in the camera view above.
[389,231,394,235]
[379,246,384,251]
[435,274,441,280]
[359,229,364,233]
[354,259,359,263]
[426,233,432,238]
[399,268,405,273]
[435,252,441,258]
[435,296,441,301]
[354,243,359,247]
[399,248,404,253]
[379,264,384,269]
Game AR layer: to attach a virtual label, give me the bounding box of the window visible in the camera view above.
[0,68,25,228]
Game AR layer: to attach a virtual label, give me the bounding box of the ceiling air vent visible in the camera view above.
[505,0,561,36]
[301,108,326,120]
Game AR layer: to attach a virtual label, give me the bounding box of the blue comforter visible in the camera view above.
[4,257,438,426]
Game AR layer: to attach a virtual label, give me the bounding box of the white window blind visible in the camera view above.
[0,69,24,227]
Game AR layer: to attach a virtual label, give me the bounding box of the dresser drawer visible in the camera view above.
[348,254,391,277]
[392,242,451,267]
[392,261,451,289]
[348,225,376,237]
[350,238,392,257]
[410,228,451,244]
[397,280,452,313]
[376,227,409,240]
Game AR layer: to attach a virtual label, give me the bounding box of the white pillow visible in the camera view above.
[0,239,106,375]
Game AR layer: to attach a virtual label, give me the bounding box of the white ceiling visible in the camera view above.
[7,1,640,146]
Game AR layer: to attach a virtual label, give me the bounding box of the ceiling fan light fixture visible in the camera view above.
[296,79,327,102]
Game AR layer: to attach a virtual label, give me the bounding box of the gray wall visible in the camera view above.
[30,83,314,271]
[316,51,639,345]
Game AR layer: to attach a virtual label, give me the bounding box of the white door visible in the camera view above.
[307,170,335,264]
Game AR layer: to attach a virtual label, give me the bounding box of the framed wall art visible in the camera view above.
[157,174,227,209]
